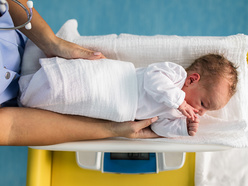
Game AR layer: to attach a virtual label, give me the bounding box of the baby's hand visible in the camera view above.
[187,117,199,136]
[178,100,198,121]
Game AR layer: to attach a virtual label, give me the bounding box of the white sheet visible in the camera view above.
[20,19,248,147]
[195,149,248,186]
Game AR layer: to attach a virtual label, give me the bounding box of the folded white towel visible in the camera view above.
[19,19,248,147]
[19,58,138,122]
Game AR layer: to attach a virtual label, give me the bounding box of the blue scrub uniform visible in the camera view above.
[0,10,27,106]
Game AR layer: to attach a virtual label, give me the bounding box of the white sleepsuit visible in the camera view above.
[135,62,189,137]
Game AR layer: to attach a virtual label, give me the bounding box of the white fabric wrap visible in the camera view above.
[19,58,138,122]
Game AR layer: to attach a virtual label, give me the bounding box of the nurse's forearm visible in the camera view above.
[7,0,57,55]
[0,107,159,146]
[7,0,105,59]
[0,107,116,146]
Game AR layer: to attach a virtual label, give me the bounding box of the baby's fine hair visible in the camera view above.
[186,54,238,97]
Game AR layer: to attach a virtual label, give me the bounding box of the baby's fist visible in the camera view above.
[187,118,199,136]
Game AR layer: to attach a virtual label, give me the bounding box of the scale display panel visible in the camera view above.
[103,153,157,174]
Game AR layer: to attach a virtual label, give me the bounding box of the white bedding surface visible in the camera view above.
[20,19,248,147]
[195,148,248,186]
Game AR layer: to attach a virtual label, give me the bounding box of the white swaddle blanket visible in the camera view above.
[19,19,248,147]
[19,58,137,122]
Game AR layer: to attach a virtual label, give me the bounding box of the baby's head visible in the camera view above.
[182,54,238,115]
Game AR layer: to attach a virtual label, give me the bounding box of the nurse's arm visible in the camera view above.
[0,107,158,146]
[7,0,105,59]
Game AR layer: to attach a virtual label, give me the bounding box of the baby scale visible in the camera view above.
[76,152,185,174]
[31,139,229,174]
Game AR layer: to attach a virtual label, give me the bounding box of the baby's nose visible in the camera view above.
[198,109,207,116]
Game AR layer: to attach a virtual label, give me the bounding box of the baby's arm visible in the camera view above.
[151,117,189,137]
[178,100,198,121]
[151,116,199,137]
[143,62,187,109]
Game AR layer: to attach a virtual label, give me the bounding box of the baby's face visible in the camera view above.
[182,75,230,116]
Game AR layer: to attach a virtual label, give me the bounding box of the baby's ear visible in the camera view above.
[186,73,200,85]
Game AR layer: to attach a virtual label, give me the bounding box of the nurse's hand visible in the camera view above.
[111,117,160,139]
[44,36,106,60]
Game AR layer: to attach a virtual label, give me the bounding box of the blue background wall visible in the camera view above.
[1,0,247,185]
[38,0,248,36]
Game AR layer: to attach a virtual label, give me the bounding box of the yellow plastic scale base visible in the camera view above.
[26,149,195,186]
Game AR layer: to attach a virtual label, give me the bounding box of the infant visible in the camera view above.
[144,54,238,137]
[19,54,238,137]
